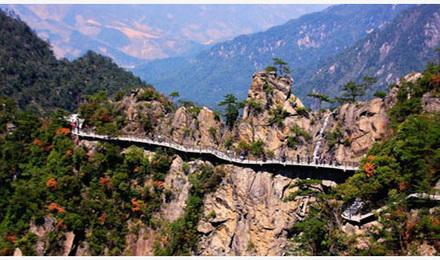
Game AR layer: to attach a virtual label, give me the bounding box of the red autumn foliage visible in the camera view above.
[33,138,42,146]
[403,215,418,243]
[55,127,71,136]
[5,233,17,244]
[398,181,409,191]
[98,213,107,225]
[153,180,165,189]
[432,216,440,227]
[363,162,375,177]
[99,176,110,185]
[65,148,74,157]
[56,218,65,229]
[394,207,406,218]
[99,176,112,189]
[367,155,376,162]
[48,202,65,214]
[131,198,142,212]
[46,178,58,189]
[431,74,440,87]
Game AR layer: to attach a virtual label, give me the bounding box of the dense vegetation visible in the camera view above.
[288,63,440,255]
[0,9,147,113]
[0,97,177,255]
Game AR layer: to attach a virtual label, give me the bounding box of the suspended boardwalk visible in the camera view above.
[342,193,440,224]
[72,129,359,172]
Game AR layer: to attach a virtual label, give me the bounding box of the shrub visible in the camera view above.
[325,127,344,149]
[373,90,387,99]
[224,137,233,150]
[269,106,290,127]
[264,66,277,73]
[296,107,309,117]
[137,88,160,102]
[208,127,217,140]
[247,98,263,114]
[263,80,273,95]
[250,139,265,157]
[290,124,311,141]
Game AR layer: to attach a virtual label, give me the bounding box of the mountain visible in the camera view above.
[299,4,440,103]
[0,9,146,112]
[1,4,328,67]
[133,4,411,107]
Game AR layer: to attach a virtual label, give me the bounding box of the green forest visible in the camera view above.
[0,10,147,113]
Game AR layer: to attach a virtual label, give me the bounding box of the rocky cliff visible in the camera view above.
[14,69,440,256]
[64,67,440,256]
[93,68,438,168]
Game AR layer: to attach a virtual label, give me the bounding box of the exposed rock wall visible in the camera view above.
[197,165,303,256]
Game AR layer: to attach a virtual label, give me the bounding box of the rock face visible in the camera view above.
[197,165,302,256]
[197,107,221,146]
[332,97,390,163]
[238,71,316,158]
[29,216,55,256]
[160,156,191,222]
[124,223,157,256]
[422,92,440,113]
[234,71,392,165]
[171,107,190,143]
[93,70,438,167]
[118,89,222,148]
[13,248,22,256]
[63,232,75,256]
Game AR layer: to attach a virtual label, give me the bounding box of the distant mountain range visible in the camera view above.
[300,4,440,102]
[1,4,327,67]
[133,4,440,107]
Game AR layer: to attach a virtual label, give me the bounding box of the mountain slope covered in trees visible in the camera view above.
[0,9,147,112]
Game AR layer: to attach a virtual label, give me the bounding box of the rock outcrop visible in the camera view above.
[332,97,390,163]
[197,165,303,256]
[160,156,190,222]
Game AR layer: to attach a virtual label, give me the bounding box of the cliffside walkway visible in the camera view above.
[341,193,440,224]
[72,129,359,172]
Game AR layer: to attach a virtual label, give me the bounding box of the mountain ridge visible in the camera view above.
[133,4,411,107]
[299,4,440,104]
[1,4,328,67]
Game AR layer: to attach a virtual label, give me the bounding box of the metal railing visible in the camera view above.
[72,129,359,172]
[341,193,440,223]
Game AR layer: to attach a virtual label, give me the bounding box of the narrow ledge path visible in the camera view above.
[72,129,359,172]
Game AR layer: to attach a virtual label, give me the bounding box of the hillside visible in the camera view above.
[0,10,147,112]
[300,4,440,104]
[133,4,410,106]
[2,5,328,67]
[1,60,439,255]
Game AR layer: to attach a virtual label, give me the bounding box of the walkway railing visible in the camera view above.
[341,193,440,224]
[72,129,359,172]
